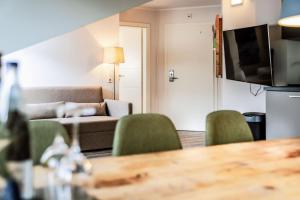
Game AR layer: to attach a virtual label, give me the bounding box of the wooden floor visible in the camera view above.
[178,131,205,148]
[84,131,205,159]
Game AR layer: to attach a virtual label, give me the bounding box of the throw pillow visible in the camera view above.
[64,102,107,117]
[26,102,65,120]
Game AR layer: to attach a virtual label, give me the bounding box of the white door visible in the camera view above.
[119,26,145,113]
[160,23,215,131]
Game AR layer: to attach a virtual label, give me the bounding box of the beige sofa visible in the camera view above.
[23,86,132,151]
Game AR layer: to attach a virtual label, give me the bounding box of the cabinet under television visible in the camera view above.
[266,87,300,140]
[266,26,300,140]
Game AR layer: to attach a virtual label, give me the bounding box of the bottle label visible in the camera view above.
[7,159,34,199]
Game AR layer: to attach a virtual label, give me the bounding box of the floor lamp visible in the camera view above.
[103,47,125,100]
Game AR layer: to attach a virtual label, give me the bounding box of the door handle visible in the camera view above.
[289,95,300,98]
[169,69,179,82]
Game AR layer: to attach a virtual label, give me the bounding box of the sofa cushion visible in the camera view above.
[24,86,103,104]
[65,102,107,117]
[40,116,119,133]
[26,102,65,120]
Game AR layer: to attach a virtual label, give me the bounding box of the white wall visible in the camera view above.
[7,0,281,112]
[120,8,159,112]
[120,6,222,112]
[255,0,281,26]
[0,0,151,54]
[3,15,119,99]
[221,0,281,113]
[222,0,256,30]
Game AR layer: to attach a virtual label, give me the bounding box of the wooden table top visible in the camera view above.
[2,138,300,199]
[80,138,300,200]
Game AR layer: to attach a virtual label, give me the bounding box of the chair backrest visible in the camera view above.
[112,113,182,156]
[0,120,70,176]
[30,120,70,165]
[206,110,253,146]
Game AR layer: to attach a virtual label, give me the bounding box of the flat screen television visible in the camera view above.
[269,25,300,86]
[223,24,273,86]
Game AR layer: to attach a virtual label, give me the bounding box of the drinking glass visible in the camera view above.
[41,103,95,199]
[56,103,94,177]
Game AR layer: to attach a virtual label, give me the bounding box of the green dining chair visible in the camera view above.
[206,110,254,146]
[30,120,70,165]
[0,120,70,179]
[112,113,182,156]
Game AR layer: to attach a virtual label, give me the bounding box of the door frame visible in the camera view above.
[162,22,218,131]
[120,22,151,113]
[164,22,218,112]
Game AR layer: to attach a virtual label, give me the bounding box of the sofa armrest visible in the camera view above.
[104,99,132,117]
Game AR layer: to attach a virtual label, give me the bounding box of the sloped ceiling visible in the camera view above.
[0,0,151,54]
[142,0,221,9]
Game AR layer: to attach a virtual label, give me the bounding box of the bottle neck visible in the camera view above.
[6,67,19,85]
[7,67,21,108]
[0,66,23,123]
[0,53,2,85]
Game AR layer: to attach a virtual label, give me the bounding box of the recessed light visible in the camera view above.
[231,0,243,6]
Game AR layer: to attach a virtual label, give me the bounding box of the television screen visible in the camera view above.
[223,24,273,85]
[269,25,300,86]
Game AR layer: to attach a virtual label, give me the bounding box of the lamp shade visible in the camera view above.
[278,0,300,27]
[103,47,125,64]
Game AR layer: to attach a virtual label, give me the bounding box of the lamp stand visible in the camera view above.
[113,63,117,100]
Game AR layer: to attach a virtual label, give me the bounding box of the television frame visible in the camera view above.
[223,24,273,86]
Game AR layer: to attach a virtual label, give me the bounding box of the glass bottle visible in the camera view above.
[0,62,33,199]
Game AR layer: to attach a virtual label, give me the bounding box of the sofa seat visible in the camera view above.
[49,116,119,132]
[35,116,119,151]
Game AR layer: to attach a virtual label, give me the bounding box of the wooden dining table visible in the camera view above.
[5,138,300,199]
